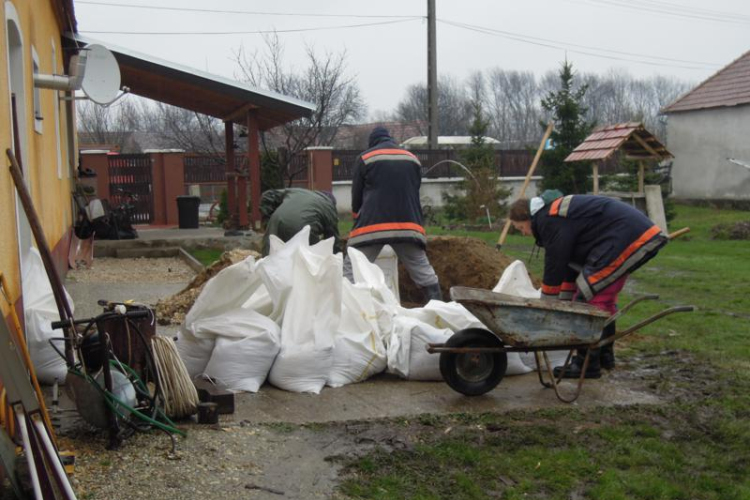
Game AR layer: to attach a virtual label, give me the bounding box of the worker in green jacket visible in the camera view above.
[260,188,342,256]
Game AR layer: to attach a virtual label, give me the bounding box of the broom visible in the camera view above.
[151,336,199,419]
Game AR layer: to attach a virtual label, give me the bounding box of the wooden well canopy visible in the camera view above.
[564,122,673,194]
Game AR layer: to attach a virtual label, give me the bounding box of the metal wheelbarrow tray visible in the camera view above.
[427,286,695,403]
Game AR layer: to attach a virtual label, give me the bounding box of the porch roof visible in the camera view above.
[64,33,315,130]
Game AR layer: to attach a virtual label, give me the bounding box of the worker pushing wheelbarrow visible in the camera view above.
[429,190,694,402]
[427,287,694,403]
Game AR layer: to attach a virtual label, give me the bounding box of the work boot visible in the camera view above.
[600,322,616,370]
[552,350,602,379]
[422,283,443,302]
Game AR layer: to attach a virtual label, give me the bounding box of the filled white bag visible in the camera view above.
[347,247,399,341]
[268,238,341,393]
[387,316,453,380]
[184,256,263,326]
[256,227,313,324]
[23,248,74,384]
[175,328,216,379]
[202,310,281,392]
[328,279,387,387]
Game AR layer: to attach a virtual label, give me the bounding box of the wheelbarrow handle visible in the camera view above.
[595,305,696,348]
[603,293,660,327]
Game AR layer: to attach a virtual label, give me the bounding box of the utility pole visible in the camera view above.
[427,0,438,148]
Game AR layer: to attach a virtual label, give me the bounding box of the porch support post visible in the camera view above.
[246,110,261,229]
[224,121,237,228]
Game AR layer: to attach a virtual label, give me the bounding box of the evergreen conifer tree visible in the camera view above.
[540,61,595,194]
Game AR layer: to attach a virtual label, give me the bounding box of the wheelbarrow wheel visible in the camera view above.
[440,328,507,396]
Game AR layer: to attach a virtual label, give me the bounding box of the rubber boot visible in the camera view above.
[600,322,616,370]
[553,348,602,379]
[422,283,443,302]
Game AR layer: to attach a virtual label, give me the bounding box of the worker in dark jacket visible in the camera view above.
[343,126,442,301]
[509,190,668,378]
[260,188,342,256]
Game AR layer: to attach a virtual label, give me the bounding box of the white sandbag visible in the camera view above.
[347,247,399,341]
[387,316,453,381]
[268,239,342,393]
[397,301,484,331]
[328,279,386,388]
[23,248,74,384]
[256,227,313,323]
[185,256,262,327]
[492,260,568,371]
[175,327,215,380]
[492,259,541,299]
[373,245,400,303]
[202,310,281,392]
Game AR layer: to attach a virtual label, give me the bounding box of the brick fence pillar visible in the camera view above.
[305,147,333,193]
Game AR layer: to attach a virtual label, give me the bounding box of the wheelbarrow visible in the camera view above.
[427,286,695,403]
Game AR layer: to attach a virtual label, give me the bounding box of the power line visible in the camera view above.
[80,18,422,36]
[440,19,721,70]
[76,1,420,19]
[561,0,750,24]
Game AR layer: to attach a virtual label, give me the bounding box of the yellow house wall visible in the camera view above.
[0,0,75,316]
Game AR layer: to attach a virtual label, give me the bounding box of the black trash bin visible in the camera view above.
[176,196,201,229]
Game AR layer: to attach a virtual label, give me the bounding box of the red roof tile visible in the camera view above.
[663,50,750,113]
[565,122,672,163]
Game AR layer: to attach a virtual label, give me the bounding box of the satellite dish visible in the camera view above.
[80,44,121,105]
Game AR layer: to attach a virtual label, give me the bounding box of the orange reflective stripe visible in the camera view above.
[350,222,425,238]
[549,197,563,216]
[589,225,662,284]
[561,282,577,291]
[362,149,418,161]
[541,284,561,295]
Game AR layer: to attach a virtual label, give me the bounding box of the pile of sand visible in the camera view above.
[399,236,539,305]
[155,249,259,325]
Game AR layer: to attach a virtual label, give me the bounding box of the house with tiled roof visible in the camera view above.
[662,50,750,202]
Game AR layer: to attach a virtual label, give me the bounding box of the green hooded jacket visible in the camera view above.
[260,188,341,256]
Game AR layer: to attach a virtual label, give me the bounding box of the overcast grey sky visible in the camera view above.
[74,0,749,118]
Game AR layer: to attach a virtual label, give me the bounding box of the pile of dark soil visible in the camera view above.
[710,221,750,240]
[398,236,539,305]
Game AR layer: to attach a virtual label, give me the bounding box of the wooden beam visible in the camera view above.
[638,161,645,194]
[593,163,599,194]
[246,110,261,229]
[223,102,259,123]
[631,132,661,158]
[224,121,237,228]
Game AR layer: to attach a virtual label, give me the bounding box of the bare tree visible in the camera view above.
[76,98,143,153]
[394,75,473,138]
[486,69,542,148]
[141,102,226,156]
[234,34,366,185]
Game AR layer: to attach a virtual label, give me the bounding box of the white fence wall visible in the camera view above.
[332,176,542,215]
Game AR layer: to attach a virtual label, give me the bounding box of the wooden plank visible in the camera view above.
[593,163,599,194]
[644,185,668,233]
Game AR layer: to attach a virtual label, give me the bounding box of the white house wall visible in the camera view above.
[667,106,750,200]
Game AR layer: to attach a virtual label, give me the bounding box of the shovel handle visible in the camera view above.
[669,227,690,239]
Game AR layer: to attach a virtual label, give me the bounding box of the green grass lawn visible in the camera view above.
[339,203,750,500]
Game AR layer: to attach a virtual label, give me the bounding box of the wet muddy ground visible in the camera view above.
[62,349,719,500]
